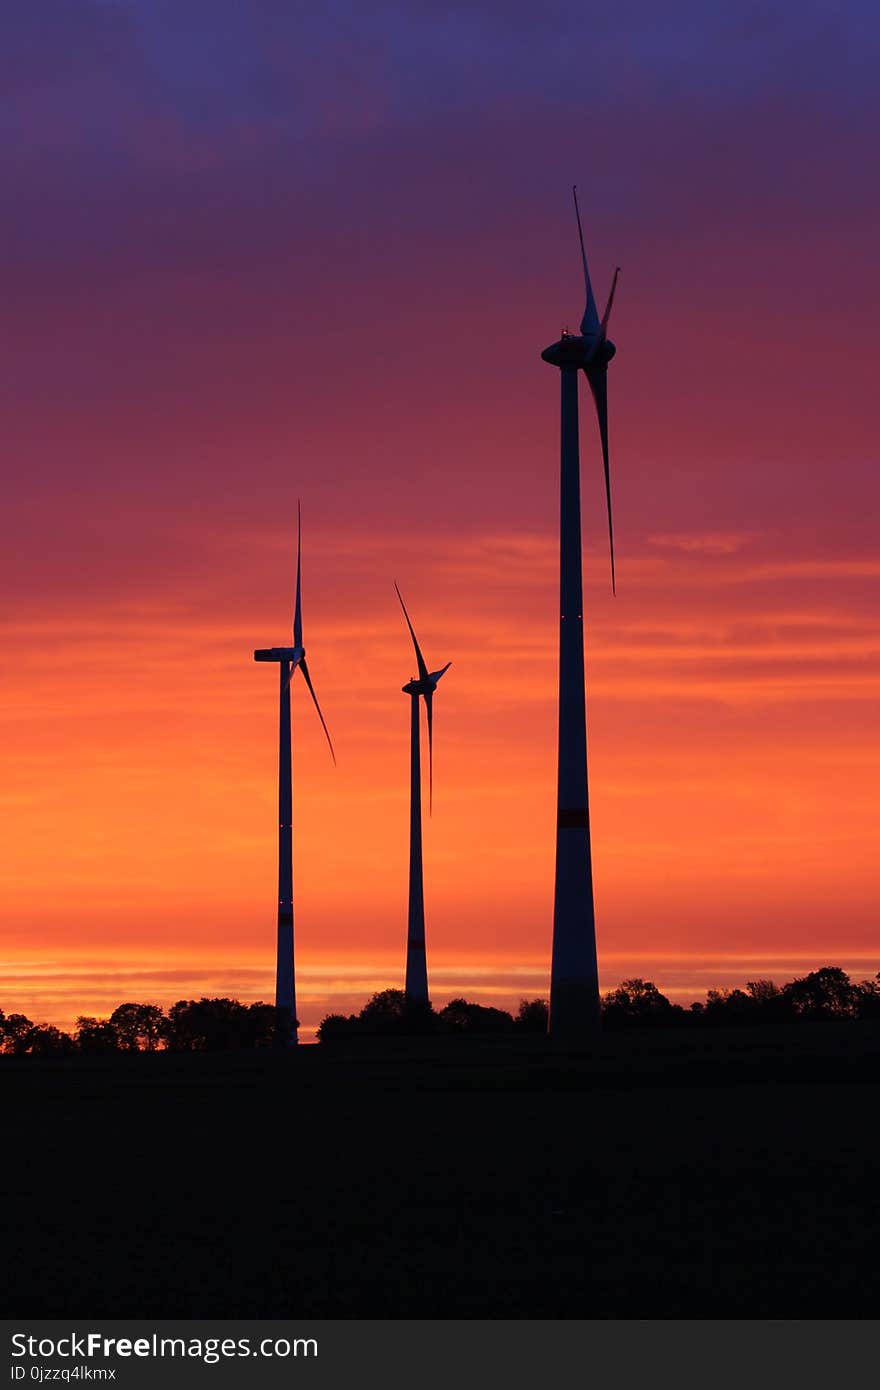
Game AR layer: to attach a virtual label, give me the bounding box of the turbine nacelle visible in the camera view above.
[541,333,616,370]
[541,333,592,369]
[254,646,305,664]
[402,662,451,697]
[402,677,429,696]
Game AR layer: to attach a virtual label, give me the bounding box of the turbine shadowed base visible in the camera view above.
[547,362,601,1039]
[548,977,601,1039]
[405,689,429,1007]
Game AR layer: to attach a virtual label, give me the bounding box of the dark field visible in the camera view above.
[3,1023,878,1317]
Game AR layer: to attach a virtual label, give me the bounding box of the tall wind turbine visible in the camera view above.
[254,503,335,1044]
[540,187,620,1037]
[395,584,451,1008]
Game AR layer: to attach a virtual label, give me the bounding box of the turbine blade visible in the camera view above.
[573,185,600,340]
[293,500,303,649]
[585,368,616,595]
[298,656,336,764]
[282,658,296,691]
[424,688,434,816]
[428,662,451,684]
[394,582,429,684]
[599,267,620,339]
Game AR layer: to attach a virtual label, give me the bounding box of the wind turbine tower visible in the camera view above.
[395,584,451,1007]
[541,188,620,1037]
[254,504,335,1043]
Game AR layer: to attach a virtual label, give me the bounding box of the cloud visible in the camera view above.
[649,530,757,555]
[743,559,880,581]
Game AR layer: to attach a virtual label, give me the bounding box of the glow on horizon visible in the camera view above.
[2,525,877,1033]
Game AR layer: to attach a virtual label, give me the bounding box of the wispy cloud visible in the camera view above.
[649,530,758,555]
[743,559,880,581]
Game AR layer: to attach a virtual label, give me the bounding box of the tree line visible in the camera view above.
[0,998,289,1056]
[317,966,880,1040]
[1,966,877,1055]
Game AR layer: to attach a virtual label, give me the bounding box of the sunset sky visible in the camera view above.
[2,2,878,1036]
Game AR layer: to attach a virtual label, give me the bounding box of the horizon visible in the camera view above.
[6,950,879,1042]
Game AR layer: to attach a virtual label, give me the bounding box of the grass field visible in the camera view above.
[3,1023,878,1317]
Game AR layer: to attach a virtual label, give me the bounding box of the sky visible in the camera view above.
[2,1,878,1036]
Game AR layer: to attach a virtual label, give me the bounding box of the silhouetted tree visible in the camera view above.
[169,998,228,1050]
[1,1013,77,1055]
[782,967,858,1020]
[515,999,549,1032]
[109,1002,168,1051]
[166,998,285,1051]
[856,973,880,1019]
[76,1016,121,1054]
[316,1013,359,1042]
[439,998,514,1034]
[703,987,755,1025]
[0,1011,36,1054]
[28,1025,76,1056]
[746,979,779,1004]
[602,978,681,1027]
[250,1003,291,1048]
[358,989,407,1026]
[744,979,790,1021]
[356,989,436,1036]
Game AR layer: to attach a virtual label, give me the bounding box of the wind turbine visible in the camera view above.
[540,186,620,1037]
[395,583,451,1008]
[254,503,335,1044]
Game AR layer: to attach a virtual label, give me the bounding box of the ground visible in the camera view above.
[3,1022,878,1317]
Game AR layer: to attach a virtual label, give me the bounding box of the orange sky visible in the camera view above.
[3,522,877,1036]
[2,4,878,1037]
